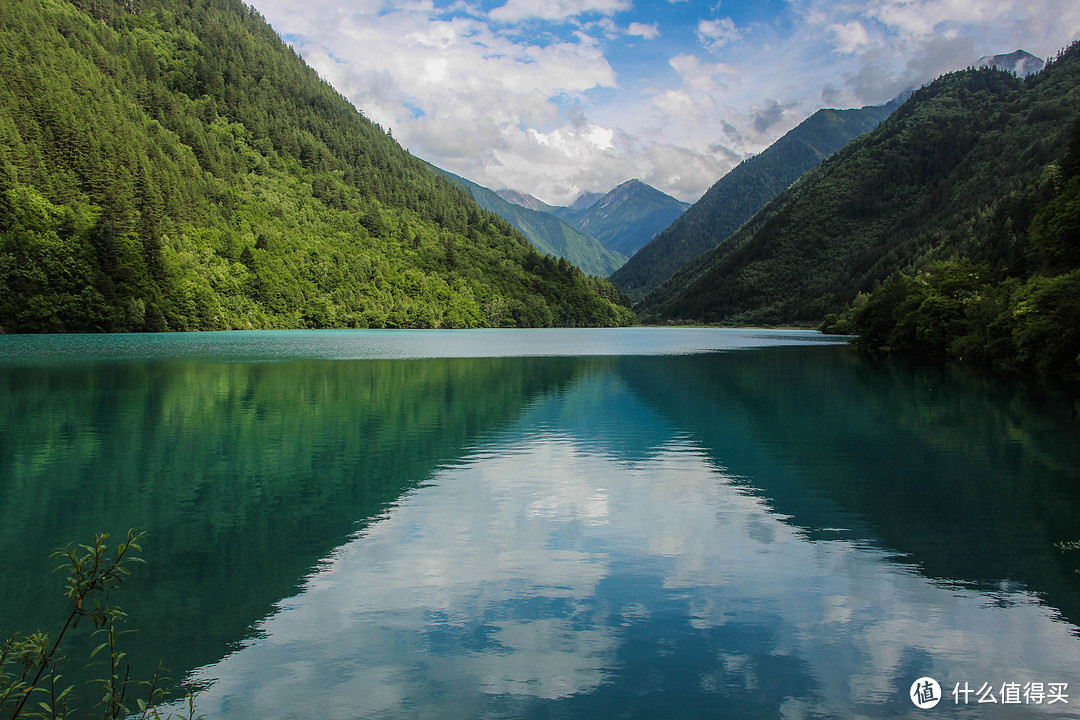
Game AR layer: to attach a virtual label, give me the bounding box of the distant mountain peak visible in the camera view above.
[569,191,604,211]
[495,188,552,213]
[592,179,690,213]
[976,49,1045,78]
[550,179,690,258]
[435,169,626,277]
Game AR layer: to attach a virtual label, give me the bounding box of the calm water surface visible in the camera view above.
[1,328,1079,719]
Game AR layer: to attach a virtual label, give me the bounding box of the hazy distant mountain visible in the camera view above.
[496,189,556,213]
[612,100,900,300]
[550,180,691,258]
[977,49,1045,78]
[568,191,605,211]
[434,167,628,277]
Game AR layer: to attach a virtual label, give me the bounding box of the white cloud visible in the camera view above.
[258,0,621,200]
[579,17,621,41]
[171,412,1080,720]
[627,22,660,39]
[250,0,1080,205]
[696,17,741,52]
[865,0,1012,38]
[489,0,632,23]
[668,53,740,92]
[827,20,873,54]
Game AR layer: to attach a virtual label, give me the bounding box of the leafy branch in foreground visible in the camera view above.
[0,529,202,720]
[1056,540,1080,575]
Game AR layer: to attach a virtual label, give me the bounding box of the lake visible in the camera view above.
[2,328,1079,718]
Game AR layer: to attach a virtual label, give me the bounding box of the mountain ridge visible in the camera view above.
[435,167,628,277]
[495,188,556,213]
[636,44,1080,381]
[491,178,691,265]
[977,49,1045,78]
[612,100,899,299]
[551,179,691,258]
[569,191,605,211]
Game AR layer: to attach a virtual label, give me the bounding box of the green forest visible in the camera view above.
[831,142,1080,381]
[0,0,635,332]
[638,43,1080,382]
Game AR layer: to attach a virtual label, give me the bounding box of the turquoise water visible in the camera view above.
[0,327,843,363]
[2,329,1078,718]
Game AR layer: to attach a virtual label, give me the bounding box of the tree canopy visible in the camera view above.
[0,0,635,332]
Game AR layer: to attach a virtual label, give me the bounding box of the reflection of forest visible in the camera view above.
[4,345,1079,701]
[616,347,1080,626]
[164,352,1080,720]
[0,356,586,682]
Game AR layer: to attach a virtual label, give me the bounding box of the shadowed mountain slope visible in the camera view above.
[613,101,898,300]
[552,180,690,259]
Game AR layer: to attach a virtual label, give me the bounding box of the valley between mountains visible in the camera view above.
[1,0,1077,382]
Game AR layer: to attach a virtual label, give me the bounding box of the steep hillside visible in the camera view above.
[0,0,635,331]
[612,101,897,300]
[638,43,1080,354]
[434,168,627,277]
[834,109,1080,382]
[553,180,690,257]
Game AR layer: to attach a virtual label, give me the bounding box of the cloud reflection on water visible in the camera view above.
[182,371,1080,719]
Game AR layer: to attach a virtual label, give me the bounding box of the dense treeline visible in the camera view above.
[613,103,896,300]
[0,0,635,331]
[830,117,1080,381]
[637,42,1079,381]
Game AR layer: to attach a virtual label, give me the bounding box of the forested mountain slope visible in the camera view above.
[432,167,628,278]
[612,102,898,300]
[0,0,635,331]
[837,108,1080,381]
[638,43,1080,382]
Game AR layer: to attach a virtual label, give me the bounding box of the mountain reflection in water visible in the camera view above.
[1,330,1077,719]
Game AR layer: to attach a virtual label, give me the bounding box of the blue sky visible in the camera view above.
[254,0,1079,204]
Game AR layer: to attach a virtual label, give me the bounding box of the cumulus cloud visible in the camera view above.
[489,0,632,23]
[902,33,977,84]
[819,83,843,107]
[696,17,741,52]
[668,53,740,92]
[828,20,873,54]
[865,0,1017,38]
[627,22,660,39]
[250,0,1080,205]
[256,0,626,197]
[782,0,1080,111]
